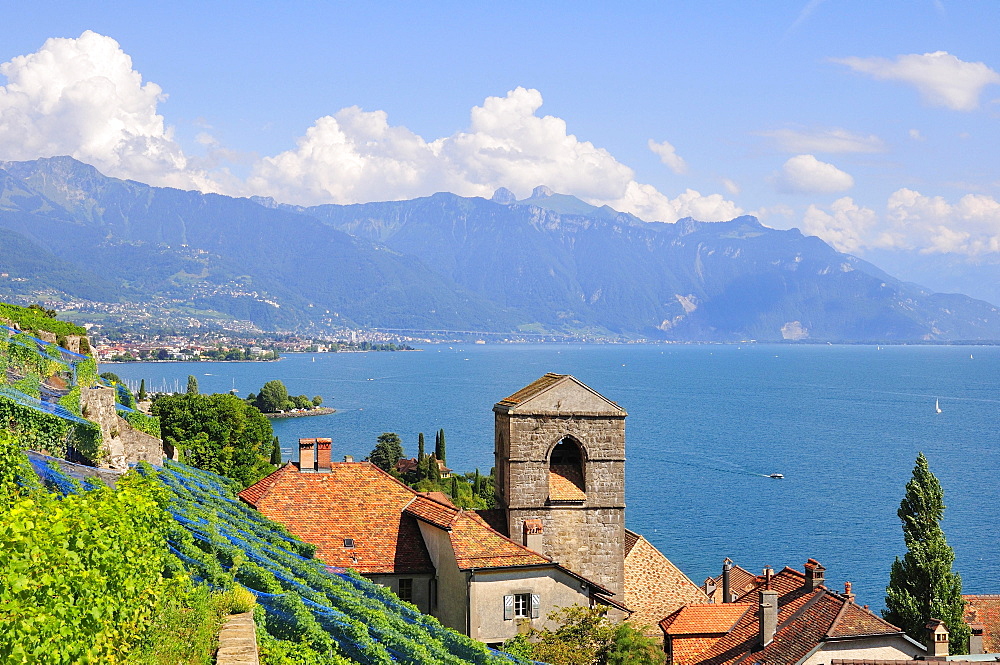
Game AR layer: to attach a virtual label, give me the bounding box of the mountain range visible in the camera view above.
[1,156,998,342]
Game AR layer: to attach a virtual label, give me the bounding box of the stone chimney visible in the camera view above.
[844,581,854,602]
[316,438,332,472]
[343,455,354,463]
[925,618,949,657]
[804,558,825,591]
[969,621,985,655]
[759,589,778,647]
[763,566,774,589]
[523,519,544,552]
[299,438,316,472]
[722,558,733,603]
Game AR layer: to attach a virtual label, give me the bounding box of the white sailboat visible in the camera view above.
[935,399,942,414]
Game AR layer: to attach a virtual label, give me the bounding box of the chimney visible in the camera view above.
[343,454,354,463]
[722,558,733,603]
[523,519,544,552]
[968,621,984,655]
[705,578,717,602]
[763,566,774,589]
[759,589,778,647]
[804,558,825,591]
[299,438,316,472]
[316,438,332,472]
[925,619,949,658]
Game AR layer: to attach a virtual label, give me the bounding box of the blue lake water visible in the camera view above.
[109,344,1000,610]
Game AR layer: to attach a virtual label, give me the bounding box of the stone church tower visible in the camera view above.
[494,373,627,596]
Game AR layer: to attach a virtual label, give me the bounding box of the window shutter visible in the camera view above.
[531,594,540,619]
[504,595,514,620]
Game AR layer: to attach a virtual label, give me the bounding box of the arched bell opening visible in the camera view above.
[548,437,586,502]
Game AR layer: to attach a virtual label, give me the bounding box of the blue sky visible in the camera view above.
[2,1,999,259]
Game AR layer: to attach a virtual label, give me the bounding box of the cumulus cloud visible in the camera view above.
[248,87,741,222]
[647,138,687,174]
[775,154,854,194]
[0,34,741,224]
[759,127,885,153]
[802,197,879,253]
[832,51,1000,111]
[0,30,215,191]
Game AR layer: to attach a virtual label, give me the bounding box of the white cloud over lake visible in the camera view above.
[759,127,885,154]
[832,51,1000,111]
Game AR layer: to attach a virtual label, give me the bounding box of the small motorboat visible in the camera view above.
[768,473,784,479]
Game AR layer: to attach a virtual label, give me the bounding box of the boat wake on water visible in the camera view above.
[658,457,780,478]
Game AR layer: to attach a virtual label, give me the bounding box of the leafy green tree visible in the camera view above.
[435,428,446,464]
[186,374,199,394]
[270,436,282,466]
[254,379,290,413]
[153,393,275,487]
[368,433,404,474]
[884,453,969,654]
[137,378,148,402]
[503,605,664,665]
[100,371,122,384]
[312,395,323,407]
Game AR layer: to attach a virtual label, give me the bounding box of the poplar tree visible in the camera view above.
[186,375,199,395]
[884,453,969,654]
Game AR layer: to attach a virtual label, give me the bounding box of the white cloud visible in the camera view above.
[801,197,878,253]
[908,128,924,141]
[886,188,1000,254]
[832,51,1000,111]
[0,31,215,191]
[0,34,742,224]
[759,127,885,153]
[647,138,687,174]
[248,87,741,222]
[775,154,854,194]
[722,178,740,195]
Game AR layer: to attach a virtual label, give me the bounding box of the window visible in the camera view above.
[397,578,413,603]
[343,538,355,548]
[504,593,540,620]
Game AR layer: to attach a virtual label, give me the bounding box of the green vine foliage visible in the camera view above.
[124,410,161,438]
[0,453,187,663]
[0,302,87,337]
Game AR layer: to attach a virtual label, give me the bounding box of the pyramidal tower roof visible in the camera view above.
[494,373,626,416]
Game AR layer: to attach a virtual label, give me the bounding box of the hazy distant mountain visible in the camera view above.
[1,156,999,341]
[861,248,1000,309]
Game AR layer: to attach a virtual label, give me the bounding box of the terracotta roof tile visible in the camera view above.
[661,604,753,635]
[495,373,567,407]
[405,495,459,529]
[448,511,552,570]
[623,530,709,635]
[965,594,1000,652]
[474,508,509,536]
[703,563,762,603]
[549,464,586,501]
[238,462,434,574]
[684,565,906,665]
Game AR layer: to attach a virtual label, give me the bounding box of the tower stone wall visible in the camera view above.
[494,375,626,596]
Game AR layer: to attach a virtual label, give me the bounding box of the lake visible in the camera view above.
[107,343,1000,610]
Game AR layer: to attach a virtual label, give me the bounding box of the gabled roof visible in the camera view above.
[238,462,434,574]
[661,604,752,635]
[494,373,626,416]
[702,562,762,603]
[964,594,1000,652]
[672,564,907,665]
[623,529,709,634]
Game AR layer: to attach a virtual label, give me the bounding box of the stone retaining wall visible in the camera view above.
[216,612,259,665]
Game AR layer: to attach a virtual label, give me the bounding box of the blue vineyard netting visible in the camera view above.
[142,461,547,665]
[0,385,94,425]
[0,325,84,367]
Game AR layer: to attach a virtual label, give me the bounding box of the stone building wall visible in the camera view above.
[496,410,627,596]
[81,385,164,470]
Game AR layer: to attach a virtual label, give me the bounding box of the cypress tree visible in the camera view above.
[186,375,199,395]
[416,433,427,481]
[429,453,441,482]
[451,475,459,499]
[884,453,969,654]
[473,468,481,496]
[435,428,446,464]
[137,379,147,402]
[270,436,282,466]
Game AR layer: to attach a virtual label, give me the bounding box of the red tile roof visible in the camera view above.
[661,604,753,635]
[669,564,905,665]
[240,461,566,577]
[623,530,709,636]
[238,462,433,574]
[549,464,586,501]
[964,595,1000,652]
[702,563,762,603]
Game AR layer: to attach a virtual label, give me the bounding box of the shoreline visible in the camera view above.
[264,407,336,419]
